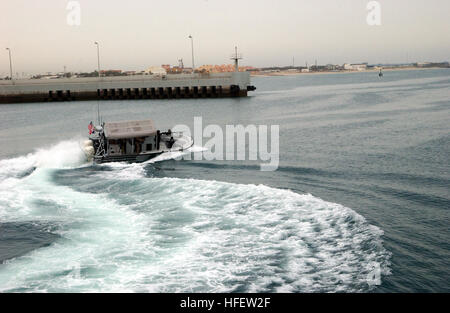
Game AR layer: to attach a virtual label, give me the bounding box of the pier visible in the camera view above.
[0,72,256,104]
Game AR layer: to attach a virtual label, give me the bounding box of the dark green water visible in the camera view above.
[0,69,449,292]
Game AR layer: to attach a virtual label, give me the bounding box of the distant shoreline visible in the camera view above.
[250,67,448,77]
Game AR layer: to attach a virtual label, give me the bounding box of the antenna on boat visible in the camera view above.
[94,41,102,126]
[97,100,101,125]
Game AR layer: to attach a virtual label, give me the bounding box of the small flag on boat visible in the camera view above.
[88,122,93,134]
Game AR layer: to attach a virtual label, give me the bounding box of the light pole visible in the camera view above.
[188,35,195,72]
[5,48,13,80]
[94,42,101,77]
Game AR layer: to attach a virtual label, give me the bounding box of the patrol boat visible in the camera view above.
[83,119,193,163]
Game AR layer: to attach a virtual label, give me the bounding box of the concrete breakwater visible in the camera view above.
[0,72,256,104]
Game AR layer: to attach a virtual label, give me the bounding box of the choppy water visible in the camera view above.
[0,69,449,292]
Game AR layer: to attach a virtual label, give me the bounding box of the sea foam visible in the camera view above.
[0,142,390,292]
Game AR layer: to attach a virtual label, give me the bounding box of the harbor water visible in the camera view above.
[0,69,449,292]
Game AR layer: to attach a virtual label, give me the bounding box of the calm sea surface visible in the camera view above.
[0,69,449,292]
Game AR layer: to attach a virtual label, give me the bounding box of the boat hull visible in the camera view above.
[93,151,164,164]
[91,134,194,164]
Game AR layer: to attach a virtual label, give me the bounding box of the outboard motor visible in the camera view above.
[83,140,95,161]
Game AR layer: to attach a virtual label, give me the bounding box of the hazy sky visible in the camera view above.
[1,0,449,75]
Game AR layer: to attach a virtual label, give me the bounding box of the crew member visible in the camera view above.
[168,136,175,148]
